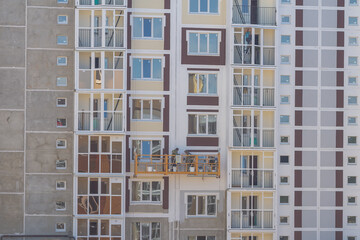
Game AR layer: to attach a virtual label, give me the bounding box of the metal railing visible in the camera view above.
[135,154,220,177]
[78,112,123,131]
[104,112,123,131]
[232,5,276,26]
[263,88,274,106]
[231,210,273,229]
[231,169,274,188]
[79,28,124,48]
[1,236,74,240]
[233,129,274,148]
[234,46,274,65]
[78,0,125,5]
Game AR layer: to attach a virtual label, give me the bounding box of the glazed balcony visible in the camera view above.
[231,210,273,229]
[77,0,125,7]
[230,232,274,240]
[134,154,220,177]
[232,0,276,26]
[231,169,273,188]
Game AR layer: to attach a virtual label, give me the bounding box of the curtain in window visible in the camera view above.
[208,115,217,134]
[187,195,196,215]
[132,182,141,201]
[188,115,197,134]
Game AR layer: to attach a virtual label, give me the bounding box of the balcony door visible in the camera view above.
[242,195,258,227]
[241,156,258,187]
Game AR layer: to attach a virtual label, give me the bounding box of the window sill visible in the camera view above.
[132,78,163,82]
[188,12,220,15]
[130,201,163,205]
[187,94,218,97]
[187,53,220,57]
[186,215,217,218]
[132,37,164,41]
[131,119,162,122]
[187,134,218,137]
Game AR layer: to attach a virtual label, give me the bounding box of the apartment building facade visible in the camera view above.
[1,0,360,240]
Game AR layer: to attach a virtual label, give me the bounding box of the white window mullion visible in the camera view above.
[150,59,153,80]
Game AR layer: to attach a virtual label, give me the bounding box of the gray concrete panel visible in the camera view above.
[0,27,25,67]
[0,152,24,192]
[0,69,25,109]
[0,194,24,234]
[0,111,24,151]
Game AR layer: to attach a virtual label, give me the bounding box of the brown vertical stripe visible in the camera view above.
[336,50,344,68]
[295,50,303,67]
[125,176,130,212]
[336,231,343,240]
[337,10,344,28]
[294,231,302,240]
[163,176,169,209]
[295,31,303,46]
[295,151,302,166]
[295,170,302,188]
[336,71,344,86]
[336,112,343,127]
[338,0,344,6]
[164,13,170,50]
[127,13,132,49]
[337,32,344,47]
[295,130,302,148]
[296,0,303,5]
[295,71,303,86]
[336,170,343,188]
[295,111,302,126]
[127,53,131,90]
[336,191,343,206]
[295,90,303,107]
[163,95,169,131]
[164,54,170,91]
[127,0,132,7]
[164,0,170,9]
[336,130,343,148]
[294,210,302,227]
[336,151,343,167]
[126,135,130,172]
[295,191,302,206]
[163,135,169,155]
[336,90,344,108]
[335,210,343,228]
[126,94,131,131]
[296,10,303,27]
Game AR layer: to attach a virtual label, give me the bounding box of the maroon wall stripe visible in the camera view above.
[336,71,344,87]
[337,32,344,47]
[295,111,302,126]
[189,149,219,152]
[336,50,344,68]
[294,231,302,240]
[338,0,345,6]
[163,95,169,131]
[336,170,343,188]
[295,170,302,187]
[295,31,303,46]
[336,130,343,148]
[296,10,303,27]
[294,210,302,228]
[126,135,130,172]
[336,191,343,206]
[126,94,131,131]
[125,176,130,212]
[296,0,303,5]
[336,231,343,240]
[295,191,302,206]
[336,151,343,167]
[187,96,219,106]
[295,151,302,166]
[187,109,219,112]
[163,176,169,209]
[336,111,343,127]
[127,53,131,90]
[164,13,170,50]
[164,0,170,9]
[163,135,169,155]
[187,137,219,146]
[187,68,220,71]
[295,130,302,148]
[127,0,132,7]
[295,49,303,68]
[295,90,303,107]
[337,10,345,28]
[336,90,344,108]
[295,71,303,86]
[164,54,170,91]
[335,210,343,228]
[127,13,132,49]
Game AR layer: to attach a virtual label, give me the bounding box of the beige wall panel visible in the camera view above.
[182,0,226,25]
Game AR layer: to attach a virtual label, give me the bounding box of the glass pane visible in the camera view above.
[132,58,142,79]
[89,220,98,235]
[189,74,197,93]
[133,17,142,38]
[132,99,141,119]
[189,33,198,53]
[78,135,88,153]
[112,142,122,153]
[101,220,109,235]
[198,196,205,215]
[142,141,151,155]
[132,182,141,201]
[207,195,216,215]
[151,181,161,202]
[198,74,207,93]
[152,100,161,120]
[132,140,141,159]
[187,195,196,215]
[208,115,217,134]
[77,219,87,236]
[101,178,110,194]
[188,115,197,134]
[111,224,122,236]
[141,223,150,240]
[152,59,162,79]
[209,33,218,54]
[78,177,88,194]
[208,74,217,94]
[102,136,110,152]
[142,182,150,200]
[143,100,151,119]
[143,18,152,37]
[209,0,218,13]
[153,18,162,38]
[143,60,151,79]
[133,223,140,240]
[151,222,160,240]
[152,140,161,155]
[189,0,198,12]
[90,178,98,194]
[198,115,207,134]
[199,34,208,53]
[112,183,122,195]
[90,136,99,152]
[200,0,208,12]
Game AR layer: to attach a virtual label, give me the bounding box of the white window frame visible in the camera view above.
[57,98,67,107]
[348,156,357,165]
[280,55,290,64]
[280,136,289,145]
[56,201,66,211]
[348,176,357,185]
[281,15,291,24]
[281,0,290,3]
[56,139,67,149]
[280,75,290,84]
[280,95,290,104]
[348,117,357,125]
[130,179,163,204]
[348,237,357,240]
[348,96,358,105]
[280,176,289,184]
[130,138,164,161]
[280,216,289,224]
[188,114,217,136]
[187,31,221,56]
[56,159,67,170]
[57,118,67,128]
[57,56,67,66]
[350,0,358,5]
[347,216,357,224]
[188,0,219,14]
[348,136,357,145]
[55,223,66,232]
[57,36,68,45]
[56,181,66,190]
[280,115,290,124]
[57,15,68,24]
[188,237,216,240]
[348,76,357,85]
[349,37,358,46]
[279,195,289,204]
[185,193,218,218]
[133,222,161,240]
[281,35,291,44]
[131,56,164,81]
[188,72,218,95]
[131,15,165,40]
[348,196,357,205]
[280,155,290,164]
[349,16,358,25]
[130,97,164,121]
[56,77,68,87]
[349,56,358,66]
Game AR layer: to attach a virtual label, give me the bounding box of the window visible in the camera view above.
[57,36,68,45]
[188,237,215,240]
[348,216,357,224]
[281,15,290,24]
[349,17,358,25]
[280,156,289,164]
[56,201,66,211]
[348,176,357,184]
[280,136,289,144]
[280,115,290,124]
[280,176,289,184]
[280,216,289,224]
[56,160,67,169]
[132,58,162,80]
[348,157,356,165]
[57,118,67,128]
[58,15,68,24]
[281,55,290,64]
[57,0,68,3]
[188,73,217,94]
[188,114,217,135]
[189,0,218,13]
[78,219,122,239]
[280,75,290,84]
[131,181,161,203]
[56,223,66,232]
[349,56,358,65]
[280,196,289,204]
[56,77,67,87]
[348,237,356,240]
[281,0,290,3]
[187,195,217,216]
[280,96,290,104]
[349,37,358,46]
[348,117,357,125]
[349,96,358,105]
[132,99,162,121]
[279,237,289,240]
[56,181,66,190]
[133,17,163,39]
[350,0,358,5]
[348,77,357,85]
[132,222,160,240]
[56,139,67,149]
[132,139,161,160]
[348,196,357,204]
[281,35,291,44]
[188,32,220,55]
[348,136,357,144]
[57,57,67,66]
[57,98,67,107]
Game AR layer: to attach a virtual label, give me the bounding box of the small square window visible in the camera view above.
[57,98,67,107]
[57,36,68,45]
[57,57,67,66]
[349,56,358,65]
[56,77,67,87]
[56,201,66,211]
[280,115,290,124]
[280,156,289,164]
[57,0,68,3]
[280,176,289,184]
[56,223,66,232]
[280,75,290,84]
[347,216,357,224]
[281,35,291,44]
[349,17,358,25]
[280,96,290,104]
[280,216,289,224]
[56,160,67,169]
[349,77,357,85]
[281,0,290,3]
[280,136,289,144]
[56,139,67,149]
[348,157,357,165]
[350,0,358,5]
[56,181,66,190]
[281,16,291,24]
[348,136,357,144]
[280,196,289,204]
[348,176,357,184]
[348,237,356,240]
[57,15,68,24]
[348,96,358,105]
[348,196,357,204]
[349,37,358,46]
[348,117,357,125]
[57,118,67,128]
[279,237,289,240]
[281,56,290,64]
